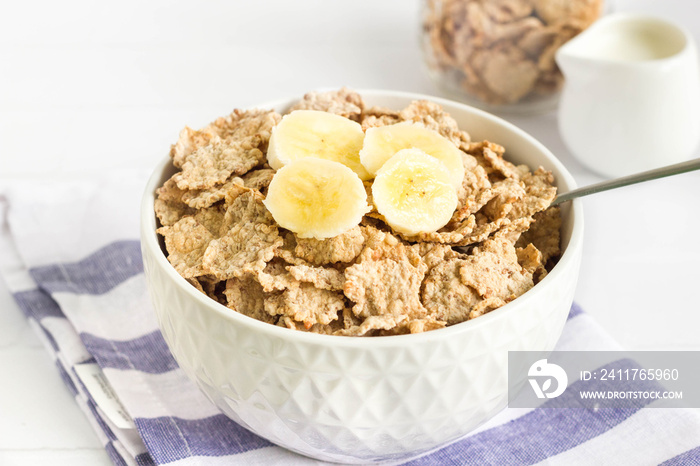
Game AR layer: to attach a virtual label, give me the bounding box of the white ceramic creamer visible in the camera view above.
[557,13,700,177]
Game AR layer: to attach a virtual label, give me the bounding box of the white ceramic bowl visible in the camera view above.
[140,90,584,464]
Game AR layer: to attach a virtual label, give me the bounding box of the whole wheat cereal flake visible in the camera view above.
[220,190,273,236]
[481,178,527,221]
[497,216,536,245]
[363,180,374,208]
[538,22,584,71]
[464,172,526,221]
[418,216,478,244]
[533,0,602,28]
[518,24,560,59]
[289,87,365,122]
[421,258,482,324]
[516,206,562,264]
[157,217,214,278]
[461,1,540,50]
[423,7,457,69]
[400,214,477,245]
[468,296,508,320]
[461,150,480,171]
[482,147,530,181]
[241,168,275,192]
[411,241,452,259]
[358,225,397,251]
[399,100,469,146]
[457,22,489,58]
[154,197,194,227]
[451,163,494,222]
[506,167,557,220]
[341,306,362,329]
[156,175,188,203]
[255,258,297,292]
[408,318,448,334]
[209,108,281,147]
[182,176,246,209]
[452,216,511,247]
[459,236,534,300]
[264,282,345,326]
[490,16,544,45]
[275,231,311,266]
[360,106,402,131]
[335,314,410,337]
[224,276,276,324]
[278,316,344,334]
[174,135,265,190]
[481,48,539,104]
[449,197,479,228]
[483,0,534,22]
[516,243,548,283]
[344,255,427,320]
[412,242,463,270]
[463,139,506,159]
[359,213,390,230]
[287,264,345,291]
[461,0,489,45]
[223,179,256,207]
[358,228,423,267]
[295,225,365,266]
[364,211,389,226]
[202,222,282,280]
[462,140,513,182]
[193,205,226,238]
[170,126,218,169]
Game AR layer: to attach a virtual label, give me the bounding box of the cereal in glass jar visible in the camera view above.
[422,0,605,113]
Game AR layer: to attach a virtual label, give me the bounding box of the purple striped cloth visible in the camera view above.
[1,172,699,466]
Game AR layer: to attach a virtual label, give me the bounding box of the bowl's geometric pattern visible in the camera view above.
[143,239,580,463]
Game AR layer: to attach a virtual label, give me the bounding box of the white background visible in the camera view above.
[1,1,699,464]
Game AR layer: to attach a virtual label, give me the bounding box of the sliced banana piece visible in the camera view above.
[263,157,370,239]
[267,110,371,180]
[372,148,458,236]
[360,121,465,189]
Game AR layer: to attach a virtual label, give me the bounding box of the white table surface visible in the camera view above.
[1,1,699,464]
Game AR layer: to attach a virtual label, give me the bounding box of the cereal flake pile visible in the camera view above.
[423,0,603,104]
[155,88,561,336]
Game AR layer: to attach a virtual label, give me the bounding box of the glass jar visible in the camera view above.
[421,0,605,114]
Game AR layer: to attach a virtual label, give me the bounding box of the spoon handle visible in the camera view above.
[552,157,700,206]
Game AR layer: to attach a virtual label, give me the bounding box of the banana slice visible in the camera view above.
[263,157,371,239]
[372,148,458,236]
[267,110,371,180]
[360,121,465,189]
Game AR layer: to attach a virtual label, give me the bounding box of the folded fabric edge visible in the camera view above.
[0,227,152,466]
[27,317,147,466]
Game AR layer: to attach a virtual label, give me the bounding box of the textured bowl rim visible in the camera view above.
[141,89,584,349]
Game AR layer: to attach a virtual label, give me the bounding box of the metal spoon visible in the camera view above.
[551,158,700,206]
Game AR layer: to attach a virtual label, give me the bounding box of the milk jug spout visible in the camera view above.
[555,28,599,79]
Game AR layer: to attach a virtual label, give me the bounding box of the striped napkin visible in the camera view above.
[1,171,699,466]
